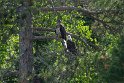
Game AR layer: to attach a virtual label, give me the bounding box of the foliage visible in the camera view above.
[105,34,124,83]
[0,0,124,83]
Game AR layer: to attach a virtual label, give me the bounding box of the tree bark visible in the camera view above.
[19,1,33,83]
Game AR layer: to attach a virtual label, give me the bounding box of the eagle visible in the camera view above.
[67,35,77,54]
[55,20,67,51]
[55,20,66,40]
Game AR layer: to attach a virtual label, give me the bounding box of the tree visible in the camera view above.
[106,34,124,83]
[18,0,33,83]
[0,0,124,82]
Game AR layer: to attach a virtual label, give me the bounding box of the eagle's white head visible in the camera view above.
[67,35,72,41]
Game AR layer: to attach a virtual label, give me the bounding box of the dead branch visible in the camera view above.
[3,70,19,77]
[32,28,89,46]
[38,6,119,32]
[90,15,111,29]
[32,31,89,48]
[94,9,124,15]
[33,35,56,40]
[40,6,124,15]
[40,6,96,15]
[39,6,123,31]
[32,27,55,32]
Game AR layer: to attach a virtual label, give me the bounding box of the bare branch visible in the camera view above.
[33,35,56,40]
[3,70,19,77]
[40,6,124,15]
[40,6,96,15]
[32,27,55,32]
[94,9,124,14]
[37,6,121,32]
[32,27,89,46]
[90,16,111,29]
[32,30,89,48]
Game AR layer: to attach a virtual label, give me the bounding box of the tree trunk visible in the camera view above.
[19,1,33,83]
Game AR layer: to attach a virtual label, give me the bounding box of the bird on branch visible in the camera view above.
[55,20,67,51]
[67,35,77,55]
[55,20,66,40]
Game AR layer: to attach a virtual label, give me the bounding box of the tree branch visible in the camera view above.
[32,29,89,48]
[40,6,96,15]
[3,70,19,77]
[94,9,124,15]
[32,27,55,32]
[40,6,124,15]
[33,35,56,40]
[39,7,120,31]
[90,15,111,29]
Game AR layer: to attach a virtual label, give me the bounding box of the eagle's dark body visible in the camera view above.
[55,24,66,40]
[55,21,67,51]
[60,25,66,40]
[67,40,77,54]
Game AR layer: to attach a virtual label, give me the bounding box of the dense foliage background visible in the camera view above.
[0,0,124,83]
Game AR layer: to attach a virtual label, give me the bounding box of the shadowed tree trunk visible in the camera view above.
[19,1,33,83]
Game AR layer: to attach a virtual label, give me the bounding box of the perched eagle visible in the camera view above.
[67,35,77,54]
[55,20,66,40]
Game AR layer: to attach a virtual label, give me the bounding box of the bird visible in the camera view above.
[67,35,77,54]
[55,20,67,51]
[55,20,66,40]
